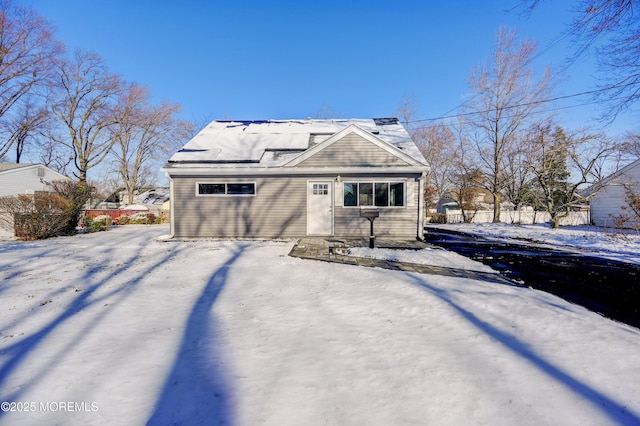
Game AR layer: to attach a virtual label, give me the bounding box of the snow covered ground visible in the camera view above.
[1,224,640,425]
[347,245,498,273]
[426,223,640,264]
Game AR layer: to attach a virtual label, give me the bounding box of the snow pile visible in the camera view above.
[1,225,639,425]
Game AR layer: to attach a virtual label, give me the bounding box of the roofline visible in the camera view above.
[581,157,640,196]
[0,163,70,180]
[162,165,429,177]
[283,124,424,167]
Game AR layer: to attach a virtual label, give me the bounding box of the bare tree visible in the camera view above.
[0,0,63,118]
[620,133,640,159]
[502,139,537,212]
[396,94,420,132]
[110,83,193,204]
[465,27,553,222]
[396,97,458,211]
[448,125,484,222]
[521,0,640,118]
[413,122,457,203]
[0,96,48,162]
[38,134,72,174]
[0,0,63,159]
[51,50,122,183]
[526,124,615,228]
[621,182,640,230]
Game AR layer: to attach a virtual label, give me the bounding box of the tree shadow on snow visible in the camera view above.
[0,242,185,411]
[406,273,640,425]
[146,244,247,426]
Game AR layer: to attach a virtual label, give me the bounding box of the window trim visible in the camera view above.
[196,182,256,196]
[342,181,406,208]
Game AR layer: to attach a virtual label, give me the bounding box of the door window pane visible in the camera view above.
[313,183,328,195]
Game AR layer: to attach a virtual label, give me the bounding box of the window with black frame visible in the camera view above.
[343,182,404,207]
[198,183,255,195]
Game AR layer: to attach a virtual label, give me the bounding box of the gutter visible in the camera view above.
[161,165,429,177]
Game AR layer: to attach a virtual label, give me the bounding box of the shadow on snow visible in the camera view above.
[146,244,248,426]
[406,272,640,425]
[0,240,185,413]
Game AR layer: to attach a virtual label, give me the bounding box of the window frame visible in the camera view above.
[196,182,256,196]
[342,181,406,208]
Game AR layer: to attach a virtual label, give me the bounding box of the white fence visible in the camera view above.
[444,210,591,226]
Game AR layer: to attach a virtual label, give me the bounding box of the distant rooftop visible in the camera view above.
[0,163,36,173]
[166,118,426,167]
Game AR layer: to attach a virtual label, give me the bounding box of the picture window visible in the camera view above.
[343,181,404,207]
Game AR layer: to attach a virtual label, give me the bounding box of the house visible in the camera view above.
[0,163,71,237]
[0,163,70,196]
[95,187,170,214]
[162,118,430,239]
[587,158,640,229]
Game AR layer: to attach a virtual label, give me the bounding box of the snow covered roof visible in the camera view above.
[165,118,427,168]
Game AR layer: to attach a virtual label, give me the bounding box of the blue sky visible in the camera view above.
[25,0,637,135]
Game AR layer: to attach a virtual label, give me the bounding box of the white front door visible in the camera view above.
[307,181,333,235]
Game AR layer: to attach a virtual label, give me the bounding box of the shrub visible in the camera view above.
[116,216,130,225]
[0,181,92,240]
[428,213,447,224]
[50,181,93,236]
[128,212,155,224]
[83,215,111,233]
[0,193,71,240]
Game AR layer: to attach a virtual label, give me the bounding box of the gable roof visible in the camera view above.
[284,124,424,167]
[165,118,428,170]
[0,163,69,180]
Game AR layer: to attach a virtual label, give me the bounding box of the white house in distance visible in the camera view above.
[162,118,430,239]
[588,158,640,229]
[0,163,71,237]
[0,163,70,196]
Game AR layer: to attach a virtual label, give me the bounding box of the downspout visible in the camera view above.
[417,171,426,240]
[166,172,175,238]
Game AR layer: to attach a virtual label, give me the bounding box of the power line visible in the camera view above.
[408,80,640,125]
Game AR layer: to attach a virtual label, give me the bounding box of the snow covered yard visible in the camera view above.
[427,223,640,264]
[1,225,639,425]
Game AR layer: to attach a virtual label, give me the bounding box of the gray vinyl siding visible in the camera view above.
[172,176,307,238]
[171,172,422,238]
[293,133,411,168]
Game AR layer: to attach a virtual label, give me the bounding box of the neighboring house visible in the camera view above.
[96,187,170,214]
[162,118,430,239]
[587,158,640,229]
[0,163,70,196]
[0,163,71,237]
